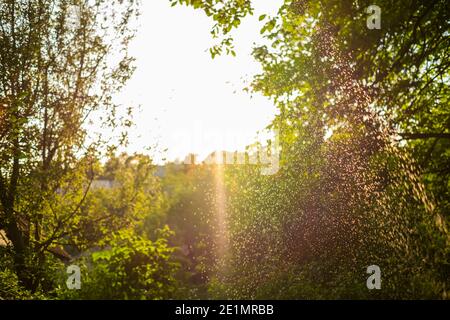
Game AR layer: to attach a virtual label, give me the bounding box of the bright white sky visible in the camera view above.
[113,0,282,163]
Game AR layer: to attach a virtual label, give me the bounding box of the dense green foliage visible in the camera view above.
[60,228,178,300]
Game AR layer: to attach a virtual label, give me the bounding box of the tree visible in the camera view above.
[169,0,449,218]
[169,0,252,57]
[0,0,139,291]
